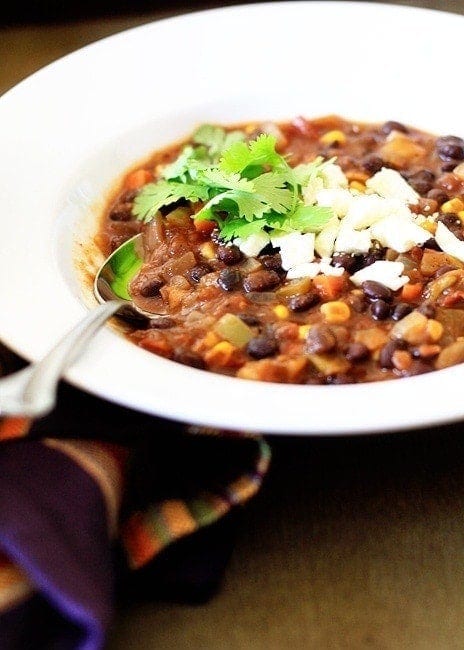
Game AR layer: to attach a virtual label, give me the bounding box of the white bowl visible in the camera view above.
[1,1,464,435]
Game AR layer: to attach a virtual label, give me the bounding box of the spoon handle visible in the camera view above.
[0,300,122,418]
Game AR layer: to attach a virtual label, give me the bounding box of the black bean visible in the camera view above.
[370,299,391,320]
[438,214,464,240]
[188,264,211,283]
[391,303,413,321]
[217,244,242,265]
[362,154,384,174]
[381,120,409,135]
[437,141,464,161]
[148,317,176,329]
[217,268,241,291]
[437,135,464,147]
[417,303,436,318]
[306,326,337,354]
[140,279,163,297]
[423,237,441,251]
[288,292,320,312]
[246,336,278,359]
[259,253,283,272]
[332,253,363,274]
[358,248,385,269]
[173,350,206,369]
[243,270,281,293]
[440,145,464,161]
[407,169,435,195]
[427,188,449,205]
[362,280,393,302]
[379,340,407,368]
[344,342,369,362]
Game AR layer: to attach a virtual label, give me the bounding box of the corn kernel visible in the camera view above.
[298,324,312,340]
[457,210,464,224]
[420,220,437,235]
[349,180,366,193]
[200,242,216,260]
[273,304,289,320]
[320,301,351,324]
[319,129,346,146]
[426,319,444,342]
[441,198,464,214]
[204,341,236,366]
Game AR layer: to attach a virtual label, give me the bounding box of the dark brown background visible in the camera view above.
[2,2,464,648]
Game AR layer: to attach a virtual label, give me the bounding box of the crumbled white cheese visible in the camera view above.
[369,216,430,252]
[314,216,341,259]
[286,262,321,279]
[302,161,348,205]
[343,194,412,230]
[435,221,464,263]
[270,231,315,270]
[315,188,353,217]
[286,260,344,279]
[234,159,431,279]
[236,232,270,257]
[334,226,372,254]
[366,167,419,204]
[320,162,348,189]
[350,261,409,291]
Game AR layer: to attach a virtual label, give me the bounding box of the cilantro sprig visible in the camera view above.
[132,124,333,242]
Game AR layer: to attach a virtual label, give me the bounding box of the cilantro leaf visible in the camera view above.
[195,189,269,223]
[132,126,334,245]
[220,217,269,241]
[198,168,255,193]
[162,145,208,182]
[193,124,244,162]
[252,172,295,214]
[280,205,333,233]
[133,181,208,223]
[219,134,286,175]
[289,157,331,187]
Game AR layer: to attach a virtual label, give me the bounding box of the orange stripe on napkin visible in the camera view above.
[0,417,32,441]
[0,553,34,614]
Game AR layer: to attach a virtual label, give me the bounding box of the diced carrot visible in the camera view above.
[194,219,216,237]
[125,169,152,190]
[400,282,423,303]
[313,275,346,300]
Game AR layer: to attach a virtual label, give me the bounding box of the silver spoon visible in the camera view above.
[0,233,148,418]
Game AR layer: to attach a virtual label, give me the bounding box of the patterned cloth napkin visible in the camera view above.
[0,345,270,649]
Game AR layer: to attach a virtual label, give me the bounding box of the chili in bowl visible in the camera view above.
[96,114,464,387]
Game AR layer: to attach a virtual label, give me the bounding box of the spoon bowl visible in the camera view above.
[0,233,151,417]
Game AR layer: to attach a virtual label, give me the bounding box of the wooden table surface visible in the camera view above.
[3,2,464,648]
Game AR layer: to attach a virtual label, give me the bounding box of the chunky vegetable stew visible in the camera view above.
[97,115,464,384]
